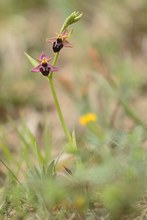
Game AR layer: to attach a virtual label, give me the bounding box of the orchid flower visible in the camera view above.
[31,52,58,76]
[47,29,73,53]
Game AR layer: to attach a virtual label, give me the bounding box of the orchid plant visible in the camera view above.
[25,11,82,148]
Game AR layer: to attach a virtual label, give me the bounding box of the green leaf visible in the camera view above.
[71,129,77,149]
[47,160,56,176]
[65,130,78,154]
[24,52,39,67]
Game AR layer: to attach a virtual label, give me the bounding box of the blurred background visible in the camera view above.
[0,0,147,152]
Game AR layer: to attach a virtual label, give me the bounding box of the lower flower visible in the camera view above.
[31,52,58,76]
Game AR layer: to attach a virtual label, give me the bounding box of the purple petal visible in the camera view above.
[63,40,73,48]
[62,29,68,37]
[47,64,58,72]
[31,64,42,72]
[47,37,56,44]
[38,52,48,62]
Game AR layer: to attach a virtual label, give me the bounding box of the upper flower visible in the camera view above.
[31,52,58,76]
[47,29,73,53]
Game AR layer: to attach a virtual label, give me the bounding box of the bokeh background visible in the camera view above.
[0,0,147,151]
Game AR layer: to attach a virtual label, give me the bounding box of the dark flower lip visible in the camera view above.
[47,29,73,53]
[53,38,64,53]
[39,65,51,76]
[31,52,58,76]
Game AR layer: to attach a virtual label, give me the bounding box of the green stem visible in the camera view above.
[48,77,72,143]
[48,52,72,143]
[49,53,59,80]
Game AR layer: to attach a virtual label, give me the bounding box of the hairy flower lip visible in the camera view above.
[31,52,58,76]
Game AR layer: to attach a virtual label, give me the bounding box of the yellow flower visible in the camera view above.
[79,113,97,126]
[74,195,86,211]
